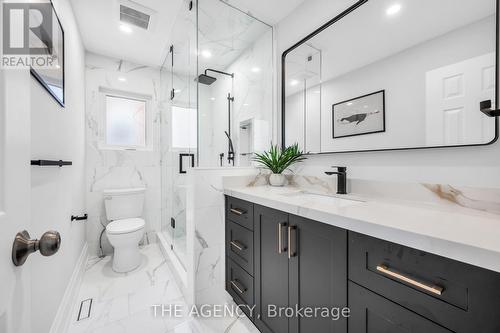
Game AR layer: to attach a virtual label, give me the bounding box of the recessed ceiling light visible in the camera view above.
[243,103,250,106]
[386,3,402,16]
[251,67,261,73]
[118,77,127,82]
[290,80,299,86]
[201,50,212,58]
[120,24,132,34]
[210,97,216,101]
[347,102,353,106]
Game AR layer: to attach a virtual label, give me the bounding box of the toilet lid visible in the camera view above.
[107,218,145,235]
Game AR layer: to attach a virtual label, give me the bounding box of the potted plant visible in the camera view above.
[253,144,307,186]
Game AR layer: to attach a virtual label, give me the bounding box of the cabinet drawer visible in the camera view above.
[226,196,254,230]
[348,231,500,332]
[226,257,254,314]
[226,220,254,276]
[348,281,452,333]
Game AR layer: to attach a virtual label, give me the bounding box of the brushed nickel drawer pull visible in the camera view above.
[230,208,246,215]
[230,280,247,294]
[376,265,444,296]
[288,226,297,259]
[230,240,245,251]
[278,222,287,254]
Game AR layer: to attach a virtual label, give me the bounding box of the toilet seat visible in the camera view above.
[107,218,145,235]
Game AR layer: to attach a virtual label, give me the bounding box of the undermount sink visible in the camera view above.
[280,191,364,208]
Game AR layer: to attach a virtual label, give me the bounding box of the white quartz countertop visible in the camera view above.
[223,185,500,273]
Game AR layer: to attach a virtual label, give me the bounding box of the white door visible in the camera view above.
[0,65,32,332]
[426,53,496,145]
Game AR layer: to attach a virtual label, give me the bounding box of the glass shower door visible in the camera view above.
[160,0,196,270]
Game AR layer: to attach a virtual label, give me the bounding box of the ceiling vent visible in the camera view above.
[120,4,151,30]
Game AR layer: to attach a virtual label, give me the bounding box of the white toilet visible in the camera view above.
[103,187,146,273]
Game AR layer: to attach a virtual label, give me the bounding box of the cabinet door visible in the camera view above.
[349,282,453,333]
[254,205,290,333]
[289,215,348,333]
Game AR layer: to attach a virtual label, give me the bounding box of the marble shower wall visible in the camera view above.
[85,52,164,257]
[186,168,258,306]
[199,29,274,167]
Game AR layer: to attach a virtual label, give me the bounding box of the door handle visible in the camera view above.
[288,226,297,259]
[12,230,61,266]
[277,222,287,254]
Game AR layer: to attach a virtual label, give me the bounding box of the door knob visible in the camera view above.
[12,230,61,266]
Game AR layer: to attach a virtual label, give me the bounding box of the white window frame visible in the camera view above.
[98,87,153,151]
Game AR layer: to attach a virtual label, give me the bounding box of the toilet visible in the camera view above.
[103,187,146,273]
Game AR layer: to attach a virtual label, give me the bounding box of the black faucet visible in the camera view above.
[325,166,347,194]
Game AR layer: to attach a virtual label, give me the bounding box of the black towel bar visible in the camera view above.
[31,160,72,167]
[71,214,88,222]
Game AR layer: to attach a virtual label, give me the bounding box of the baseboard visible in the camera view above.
[49,242,89,333]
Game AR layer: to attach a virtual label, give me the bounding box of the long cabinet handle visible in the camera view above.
[230,280,247,294]
[376,265,444,296]
[288,226,297,259]
[277,222,287,254]
[230,240,245,251]
[230,208,246,215]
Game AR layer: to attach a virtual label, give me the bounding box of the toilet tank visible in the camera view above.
[103,187,146,221]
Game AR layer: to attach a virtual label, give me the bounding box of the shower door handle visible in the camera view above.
[179,153,195,174]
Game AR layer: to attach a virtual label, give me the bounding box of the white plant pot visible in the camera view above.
[269,173,287,187]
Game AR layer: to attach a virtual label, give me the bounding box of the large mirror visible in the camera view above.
[283,0,498,153]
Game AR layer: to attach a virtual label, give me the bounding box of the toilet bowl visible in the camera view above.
[103,188,146,273]
[106,218,145,272]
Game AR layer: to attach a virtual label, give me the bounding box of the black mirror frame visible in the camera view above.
[30,0,65,108]
[281,0,499,154]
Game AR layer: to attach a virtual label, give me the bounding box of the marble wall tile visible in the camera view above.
[85,52,164,257]
[198,29,274,167]
[186,167,257,307]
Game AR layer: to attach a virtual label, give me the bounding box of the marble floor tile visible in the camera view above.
[67,244,258,333]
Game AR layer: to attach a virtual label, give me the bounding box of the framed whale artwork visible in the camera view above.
[332,90,385,139]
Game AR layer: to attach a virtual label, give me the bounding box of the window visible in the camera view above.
[99,88,152,150]
[172,106,197,149]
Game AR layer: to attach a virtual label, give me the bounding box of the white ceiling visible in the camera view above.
[70,0,185,67]
[70,0,306,67]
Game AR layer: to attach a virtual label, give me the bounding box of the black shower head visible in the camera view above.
[197,74,217,85]
[197,69,234,86]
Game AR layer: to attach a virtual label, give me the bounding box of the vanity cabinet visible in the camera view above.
[225,195,500,333]
[254,205,290,333]
[226,198,348,333]
[287,214,347,333]
[349,232,500,333]
[348,282,453,333]
[254,207,347,333]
